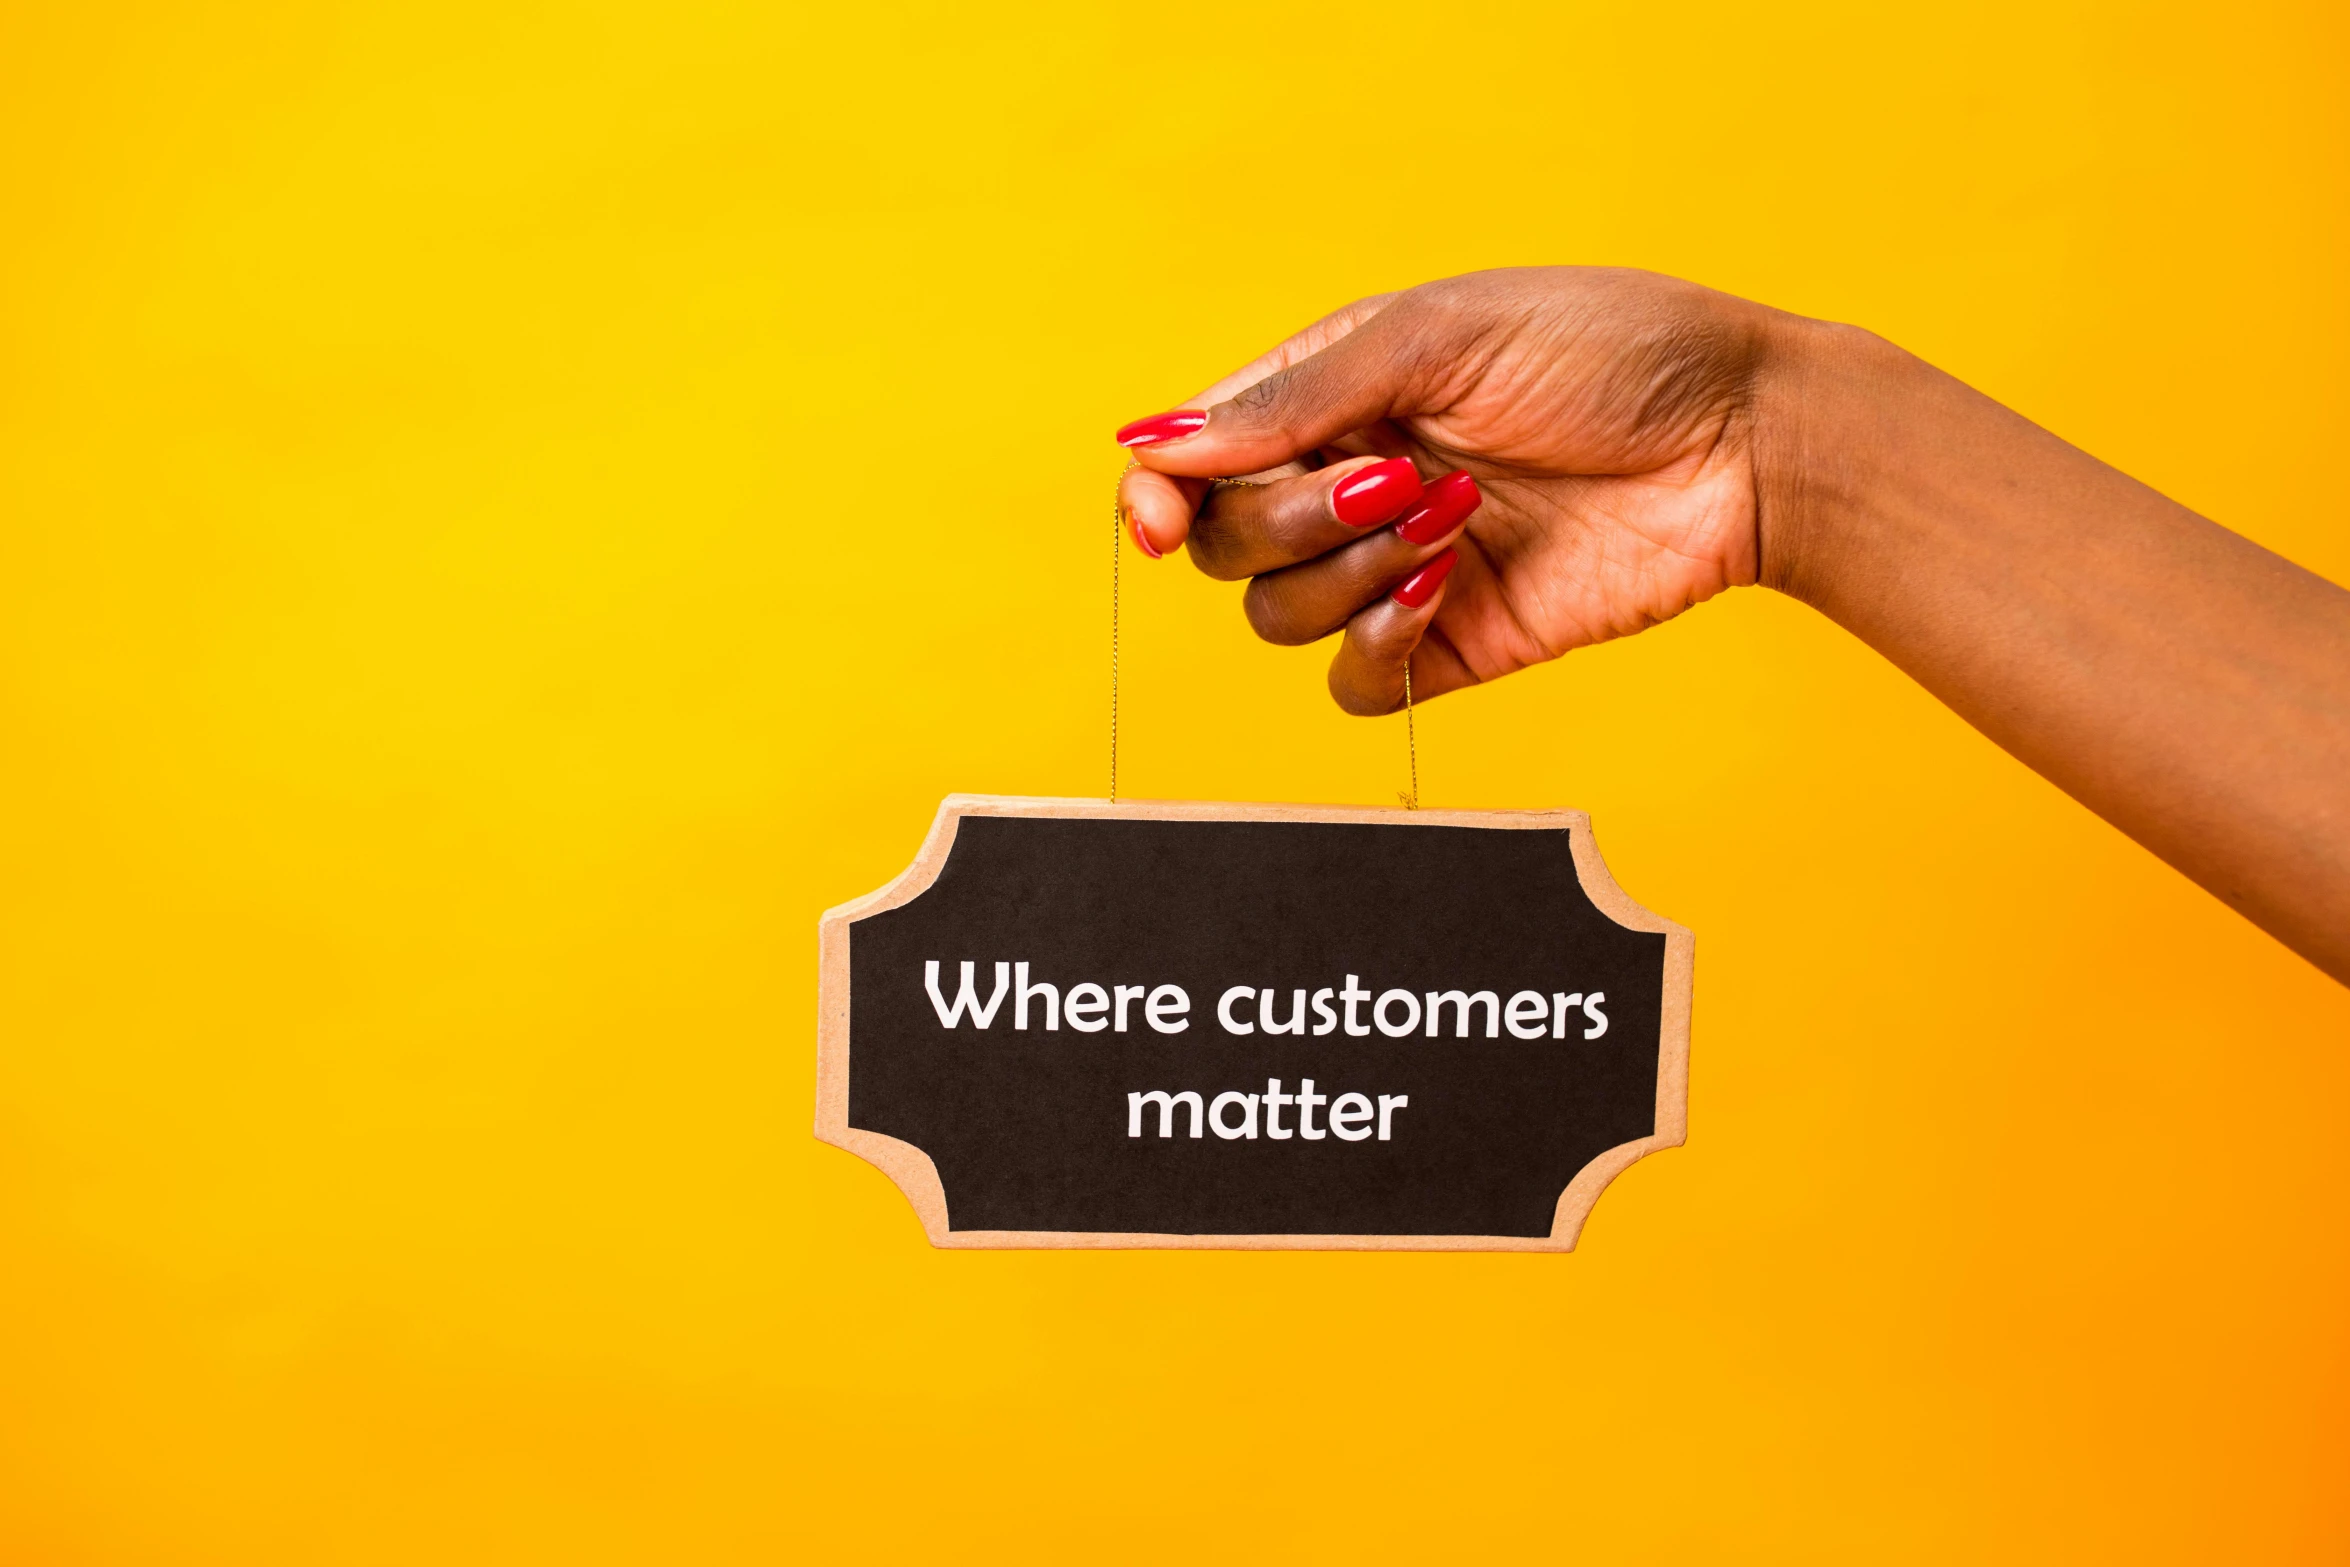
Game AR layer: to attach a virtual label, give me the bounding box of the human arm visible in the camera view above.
[1113,268,2350,983]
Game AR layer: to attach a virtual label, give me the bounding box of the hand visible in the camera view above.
[1119,264,2350,984]
[1115,267,1788,713]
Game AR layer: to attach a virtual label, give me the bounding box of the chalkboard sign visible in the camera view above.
[816,796,1693,1251]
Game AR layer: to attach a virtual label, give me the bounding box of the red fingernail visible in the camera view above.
[1391,547,1458,608]
[1116,410,1208,447]
[1332,457,1424,527]
[1393,470,1482,545]
[1128,509,1163,559]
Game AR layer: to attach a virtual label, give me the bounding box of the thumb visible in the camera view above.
[1115,292,1471,477]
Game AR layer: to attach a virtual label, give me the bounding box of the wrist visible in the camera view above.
[1747,310,1918,613]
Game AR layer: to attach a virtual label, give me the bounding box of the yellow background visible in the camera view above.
[3,0,2346,1559]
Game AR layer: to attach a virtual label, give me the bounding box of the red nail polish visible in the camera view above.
[1129,510,1163,559]
[1393,470,1481,545]
[1391,547,1458,608]
[1116,410,1208,447]
[1332,457,1424,527]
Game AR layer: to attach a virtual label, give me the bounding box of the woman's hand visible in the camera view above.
[1115,267,1788,713]
[1115,265,2350,985]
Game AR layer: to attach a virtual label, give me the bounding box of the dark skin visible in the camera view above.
[1116,267,2350,986]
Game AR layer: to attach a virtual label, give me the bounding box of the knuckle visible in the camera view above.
[1327,661,1395,717]
[1183,528,1250,582]
[1227,372,1285,416]
[1242,578,1314,646]
[1189,553,1247,584]
[1224,369,1305,445]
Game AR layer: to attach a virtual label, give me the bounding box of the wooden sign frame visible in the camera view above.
[816,795,1693,1252]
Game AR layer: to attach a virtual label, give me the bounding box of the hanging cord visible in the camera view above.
[1109,484,1122,803]
[1398,660,1419,810]
[1114,473,1421,810]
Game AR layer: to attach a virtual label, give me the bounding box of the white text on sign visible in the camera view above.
[923,963,1608,1041]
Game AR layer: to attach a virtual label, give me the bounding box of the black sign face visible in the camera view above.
[816,798,1692,1251]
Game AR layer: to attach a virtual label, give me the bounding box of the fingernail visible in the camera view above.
[1116,410,1208,448]
[1391,547,1458,608]
[1393,470,1482,545]
[1332,457,1425,528]
[1127,508,1163,559]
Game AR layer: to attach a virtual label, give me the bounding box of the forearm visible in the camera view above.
[1756,318,2350,983]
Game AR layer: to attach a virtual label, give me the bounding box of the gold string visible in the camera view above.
[1109,488,1121,804]
[1398,659,1419,810]
[1113,474,1421,811]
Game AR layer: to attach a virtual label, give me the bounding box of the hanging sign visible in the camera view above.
[815,796,1693,1251]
